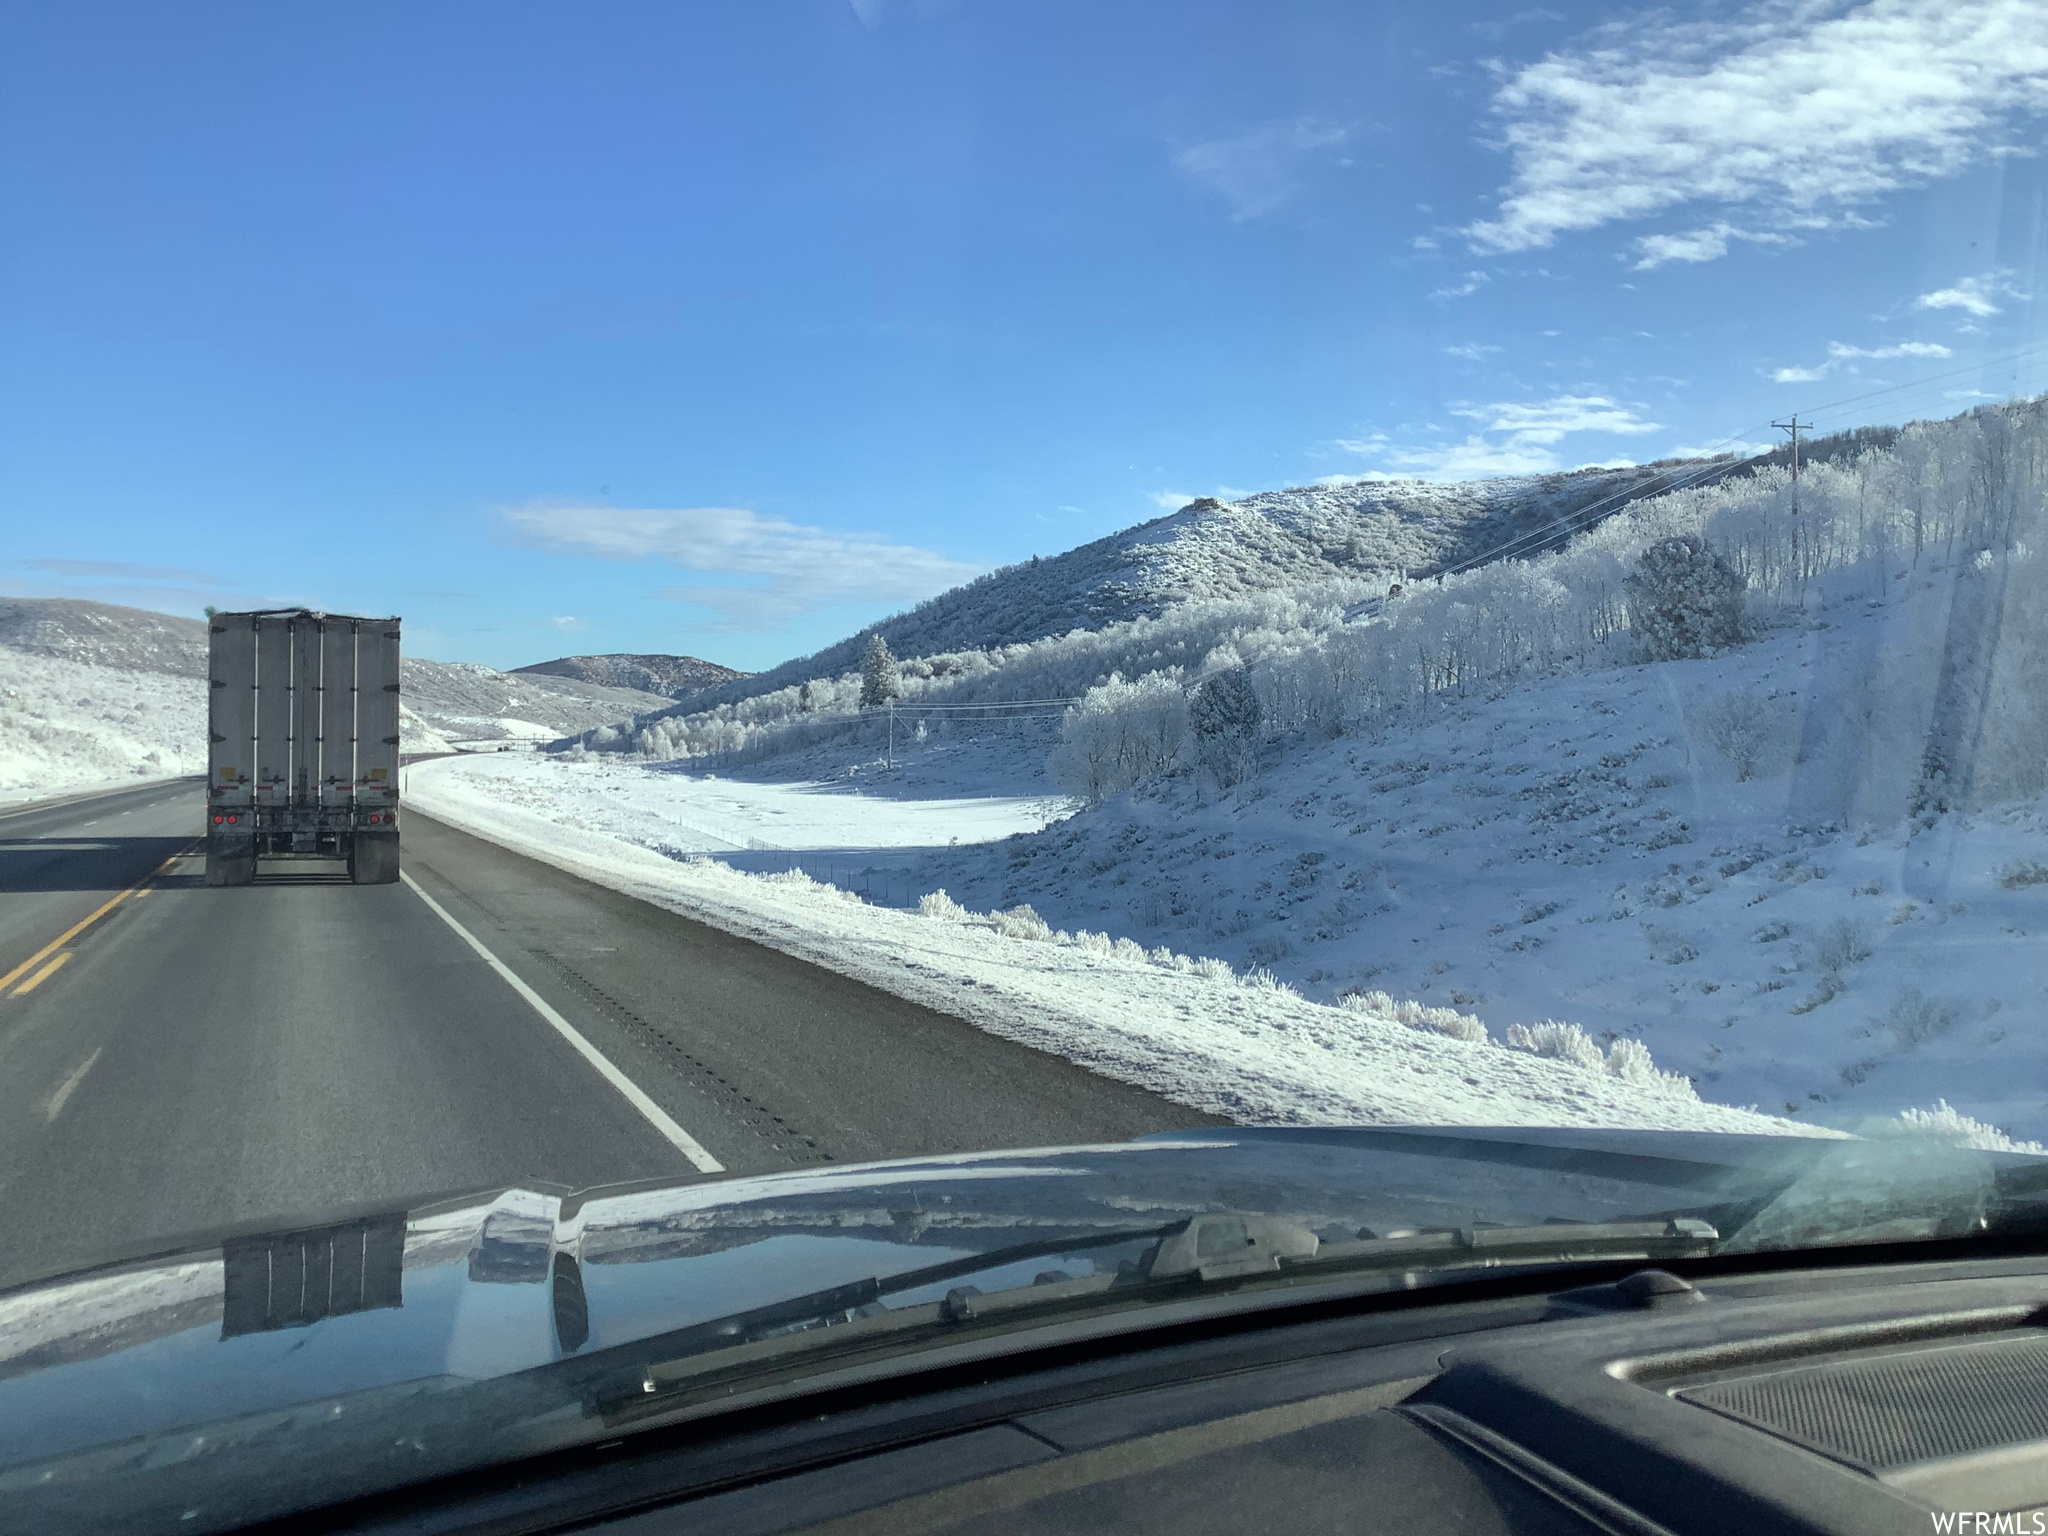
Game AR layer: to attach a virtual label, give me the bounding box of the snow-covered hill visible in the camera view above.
[0,649,208,800]
[513,652,746,698]
[906,597,2048,1143]
[0,596,677,794]
[662,461,1725,717]
[397,659,671,746]
[0,597,210,676]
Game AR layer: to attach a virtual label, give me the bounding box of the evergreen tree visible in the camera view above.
[1625,534,1746,661]
[798,680,814,713]
[859,634,900,708]
[1191,670,1261,788]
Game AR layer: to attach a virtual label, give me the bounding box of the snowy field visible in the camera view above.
[408,752,1825,1136]
[0,649,205,802]
[411,746,1072,895]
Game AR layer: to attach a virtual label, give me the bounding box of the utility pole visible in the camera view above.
[1772,413,1810,516]
[1773,413,1810,582]
[886,699,894,771]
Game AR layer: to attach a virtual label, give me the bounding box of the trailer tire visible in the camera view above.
[349,831,401,885]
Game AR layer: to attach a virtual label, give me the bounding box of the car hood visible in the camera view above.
[2,1126,2042,1534]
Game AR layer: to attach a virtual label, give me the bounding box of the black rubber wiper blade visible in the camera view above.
[1280,1217,1720,1284]
[583,1224,1174,1395]
[592,1216,1718,1423]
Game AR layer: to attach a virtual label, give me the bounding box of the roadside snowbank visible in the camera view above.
[406,754,1818,1136]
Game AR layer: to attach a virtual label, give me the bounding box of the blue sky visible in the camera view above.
[3,0,2044,671]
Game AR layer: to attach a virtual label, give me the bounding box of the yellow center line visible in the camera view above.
[0,838,200,993]
[12,951,72,996]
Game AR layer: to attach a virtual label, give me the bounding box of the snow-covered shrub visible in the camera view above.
[1505,1020,1605,1069]
[994,903,1052,941]
[1344,990,1490,1043]
[1882,1100,2046,1154]
[1601,1037,1659,1085]
[919,889,970,922]
[1692,690,1782,781]
[1076,929,1114,956]
[1193,956,1234,981]
[1885,987,1957,1049]
[859,634,900,709]
[1815,918,1873,980]
[1999,857,2048,889]
[1191,670,1262,788]
[1049,672,1189,801]
[1625,534,1747,660]
[1113,937,1148,963]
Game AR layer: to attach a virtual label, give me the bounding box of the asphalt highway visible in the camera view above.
[0,780,1218,1289]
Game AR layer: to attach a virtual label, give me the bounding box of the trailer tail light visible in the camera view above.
[213,814,223,824]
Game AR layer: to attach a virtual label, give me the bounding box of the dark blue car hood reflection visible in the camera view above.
[0,1125,2040,1536]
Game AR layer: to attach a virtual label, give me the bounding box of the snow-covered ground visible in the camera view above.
[408,752,1826,1137]
[415,744,1069,871]
[906,604,2048,1144]
[0,649,206,802]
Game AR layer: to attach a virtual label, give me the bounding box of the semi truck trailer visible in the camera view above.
[206,609,403,887]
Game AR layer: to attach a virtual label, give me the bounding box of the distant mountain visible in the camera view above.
[668,456,1743,713]
[513,652,746,698]
[0,596,676,745]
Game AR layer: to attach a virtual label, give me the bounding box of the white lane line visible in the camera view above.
[399,872,723,1174]
[46,1047,103,1122]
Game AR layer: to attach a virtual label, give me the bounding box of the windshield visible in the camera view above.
[2,0,2045,1524]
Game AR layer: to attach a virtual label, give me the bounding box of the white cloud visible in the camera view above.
[1829,340,1951,360]
[1450,393,1661,444]
[1768,337,1951,383]
[1340,392,1659,481]
[1916,271,2026,317]
[1430,271,1491,300]
[504,504,980,633]
[550,616,588,633]
[1466,0,2048,263]
[1174,117,1350,220]
[1630,223,1796,270]
[1444,342,1503,359]
[1669,439,1774,460]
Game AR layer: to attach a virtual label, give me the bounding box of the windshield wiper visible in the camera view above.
[589,1214,1717,1423]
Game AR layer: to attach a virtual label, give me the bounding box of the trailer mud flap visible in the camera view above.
[205,834,256,887]
[348,830,400,885]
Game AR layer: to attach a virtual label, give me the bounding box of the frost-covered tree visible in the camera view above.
[1049,673,1188,801]
[1192,670,1262,788]
[797,680,814,713]
[1625,534,1747,661]
[859,634,900,708]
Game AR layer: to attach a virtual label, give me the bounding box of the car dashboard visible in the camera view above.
[283,1243,2048,1536]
